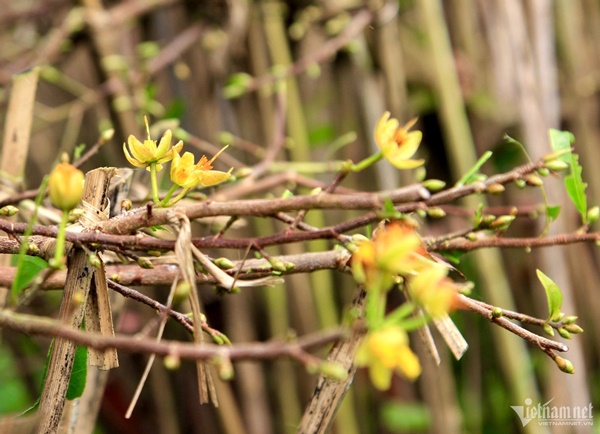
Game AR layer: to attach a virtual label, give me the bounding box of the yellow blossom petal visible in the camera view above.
[170,150,203,188]
[375,112,424,170]
[123,143,149,168]
[199,169,232,187]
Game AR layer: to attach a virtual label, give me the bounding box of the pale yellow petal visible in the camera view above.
[199,170,231,187]
[123,143,148,168]
[127,135,154,162]
[156,129,172,159]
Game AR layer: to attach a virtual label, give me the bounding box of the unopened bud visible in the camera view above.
[26,243,40,255]
[554,312,565,322]
[586,206,599,224]
[515,179,527,189]
[543,149,571,162]
[554,356,575,374]
[120,199,132,211]
[557,327,572,339]
[111,274,122,283]
[48,163,85,211]
[422,179,446,192]
[214,257,234,270]
[426,207,446,219]
[537,168,550,177]
[88,254,101,268]
[216,356,234,381]
[269,258,287,272]
[164,354,181,370]
[486,184,505,195]
[544,160,569,171]
[100,128,115,142]
[562,315,578,325]
[173,281,191,303]
[542,323,555,336]
[0,205,18,216]
[525,174,543,187]
[491,307,503,318]
[490,215,515,229]
[564,324,584,334]
[137,257,153,269]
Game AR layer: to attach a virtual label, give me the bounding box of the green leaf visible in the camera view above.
[549,129,588,223]
[11,255,48,295]
[546,205,561,222]
[440,250,465,265]
[21,341,88,415]
[455,151,493,187]
[66,346,88,400]
[536,269,563,322]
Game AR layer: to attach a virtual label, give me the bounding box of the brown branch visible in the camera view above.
[456,294,568,353]
[0,308,350,362]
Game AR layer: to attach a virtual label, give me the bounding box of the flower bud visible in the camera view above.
[537,168,550,177]
[587,206,599,224]
[542,323,555,336]
[422,179,446,192]
[269,258,288,272]
[515,179,526,189]
[137,256,153,269]
[48,163,85,211]
[164,354,181,370]
[88,254,101,268]
[0,205,18,216]
[564,324,584,334]
[562,315,578,325]
[491,307,503,318]
[490,215,515,229]
[426,207,446,219]
[26,243,40,255]
[525,174,543,187]
[557,327,572,340]
[544,160,569,171]
[554,356,575,374]
[214,257,235,270]
[486,183,505,195]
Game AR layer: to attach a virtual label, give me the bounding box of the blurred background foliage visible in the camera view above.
[0,0,598,433]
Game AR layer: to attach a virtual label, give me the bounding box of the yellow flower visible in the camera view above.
[170,146,232,189]
[351,221,430,292]
[375,112,424,169]
[356,325,421,389]
[123,118,183,171]
[406,265,458,318]
[48,163,85,211]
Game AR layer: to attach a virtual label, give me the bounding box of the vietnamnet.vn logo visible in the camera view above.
[511,398,594,427]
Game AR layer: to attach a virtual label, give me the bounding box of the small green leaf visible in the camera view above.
[546,205,561,222]
[536,269,563,322]
[549,129,588,223]
[66,346,88,400]
[440,250,465,265]
[11,256,48,301]
[73,143,86,160]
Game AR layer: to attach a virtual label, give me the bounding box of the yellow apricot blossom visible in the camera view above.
[123,117,183,172]
[375,112,424,169]
[356,325,421,389]
[170,146,232,189]
[406,265,458,318]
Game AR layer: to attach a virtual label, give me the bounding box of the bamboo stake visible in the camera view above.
[37,168,115,434]
[297,287,366,434]
[0,67,40,310]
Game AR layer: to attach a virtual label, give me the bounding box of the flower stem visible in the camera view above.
[350,152,383,172]
[150,163,160,205]
[165,187,190,207]
[160,184,181,207]
[52,210,70,269]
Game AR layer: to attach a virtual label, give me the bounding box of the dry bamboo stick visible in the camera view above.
[37,168,115,434]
